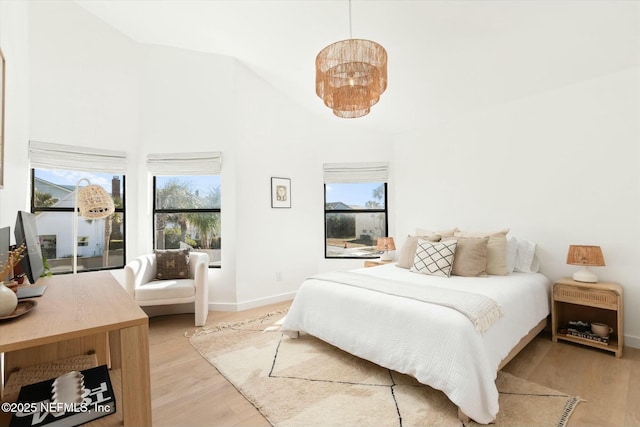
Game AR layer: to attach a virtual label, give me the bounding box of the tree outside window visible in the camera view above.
[153,175,221,267]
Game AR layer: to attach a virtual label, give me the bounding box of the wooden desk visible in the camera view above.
[0,271,152,426]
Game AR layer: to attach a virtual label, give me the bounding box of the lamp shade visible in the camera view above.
[377,237,396,251]
[78,184,115,219]
[566,245,605,266]
[566,245,605,283]
[316,39,387,118]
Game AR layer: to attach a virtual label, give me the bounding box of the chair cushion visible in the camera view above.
[135,279,196,301]
[154,249,190,280]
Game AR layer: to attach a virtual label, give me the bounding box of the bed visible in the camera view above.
[281,262,551,424]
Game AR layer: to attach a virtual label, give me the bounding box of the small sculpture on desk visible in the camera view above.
[0,244,25,316]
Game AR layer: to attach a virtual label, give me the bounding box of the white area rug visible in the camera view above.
[189,311,582,426]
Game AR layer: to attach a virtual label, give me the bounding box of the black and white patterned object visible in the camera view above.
[410,239,457,277]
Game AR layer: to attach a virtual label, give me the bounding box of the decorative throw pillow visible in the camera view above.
[155,249,190,280]
[453,229,509,275]
[443,236,489,277]
[396,234,441,269]
[410,239,457,277]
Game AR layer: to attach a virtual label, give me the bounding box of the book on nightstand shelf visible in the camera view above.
[10,365,116,427]
[566,329,609,344]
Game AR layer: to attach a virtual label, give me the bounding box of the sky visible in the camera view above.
[35,169,220,195]
[325,182,384,207]
[35,169,119,192]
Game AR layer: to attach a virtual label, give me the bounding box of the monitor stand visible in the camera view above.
[17,285,47,299]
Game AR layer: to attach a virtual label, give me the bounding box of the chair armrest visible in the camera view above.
[124,254,157,297]
[190,252,210,313]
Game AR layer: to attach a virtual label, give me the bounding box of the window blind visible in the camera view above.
[323,162,389,183]
[146,152,222,175]
[29,141,127,173]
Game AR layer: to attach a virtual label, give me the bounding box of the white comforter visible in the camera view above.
[281,263,551,424]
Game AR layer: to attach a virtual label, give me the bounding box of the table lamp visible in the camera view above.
[566,245,605,283]
[377,237,396,262]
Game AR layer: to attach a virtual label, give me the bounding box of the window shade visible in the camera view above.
[146,152,222,175]
[323,162,389,183]
[29,140,127,173]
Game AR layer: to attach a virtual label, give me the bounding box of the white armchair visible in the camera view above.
[124,251,209,326]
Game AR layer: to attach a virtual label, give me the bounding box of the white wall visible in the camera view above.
[135,44,237,304]
[26,0,141,268]
[393,67,640,348]
[232,63,392,309]
[23,1,394,311]
[0,1,30,228]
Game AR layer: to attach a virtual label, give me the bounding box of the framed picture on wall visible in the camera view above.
[0,47,5,189]
[271,177,291,208]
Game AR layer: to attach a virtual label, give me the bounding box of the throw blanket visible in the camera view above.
[310,271,503,333]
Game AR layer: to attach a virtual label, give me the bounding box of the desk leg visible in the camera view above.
[120,323,152,426]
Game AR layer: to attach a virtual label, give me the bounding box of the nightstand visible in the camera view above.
[364,260,391,268]
[552,278,623,357]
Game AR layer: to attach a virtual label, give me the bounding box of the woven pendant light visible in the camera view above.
[315,2,387,118]
[78,184,115,219]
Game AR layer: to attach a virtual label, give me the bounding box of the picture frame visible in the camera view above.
[271,177,291,208]
[0,48,5,189]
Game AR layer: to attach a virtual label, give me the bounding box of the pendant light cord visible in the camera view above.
[348,0,353,39]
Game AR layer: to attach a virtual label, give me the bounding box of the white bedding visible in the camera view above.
[281,263,552,424]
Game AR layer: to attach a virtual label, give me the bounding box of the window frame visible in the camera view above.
[323,182,388,259]
[152,175,221,268]
[30,168,127,275]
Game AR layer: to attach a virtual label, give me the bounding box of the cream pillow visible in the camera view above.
[396,234,441,269]
[443,236,489,277]
[410,239,457,278]
[453,229,509,275]
[414,227,459,238]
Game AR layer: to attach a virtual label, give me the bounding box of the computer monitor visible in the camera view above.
[0,226,10,282]
[14,211,45,285]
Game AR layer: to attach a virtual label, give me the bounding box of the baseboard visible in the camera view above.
[623,333,640,350]
[208,291,295,312]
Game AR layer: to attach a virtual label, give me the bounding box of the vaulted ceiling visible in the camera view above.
[75,1,638,135]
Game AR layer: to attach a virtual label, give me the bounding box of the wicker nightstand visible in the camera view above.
[551,278,623,357]
[364,260,391,268]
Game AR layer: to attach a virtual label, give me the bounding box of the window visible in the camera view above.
[153,175,221,267]
[32,168,126,274]
[28,141,128,275]
[147,151,222,268]
[323,162,389,259]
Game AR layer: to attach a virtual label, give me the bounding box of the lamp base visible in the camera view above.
[380,251,394,262]
[573,267,598,283]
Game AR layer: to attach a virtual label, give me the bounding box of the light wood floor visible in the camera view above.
[148,302,640,426]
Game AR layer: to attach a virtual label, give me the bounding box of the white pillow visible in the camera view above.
[506,236,518,273]
[514,238,540,273]
[410,239,457,278]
